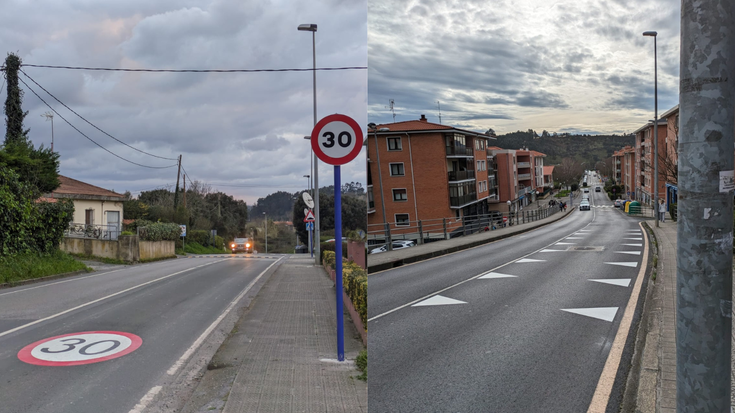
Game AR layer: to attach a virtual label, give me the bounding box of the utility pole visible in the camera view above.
[174,155,182,209]
[182,174,187,208]
[677,0,734,411]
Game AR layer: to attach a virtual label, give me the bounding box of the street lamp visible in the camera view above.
[643,30,659,227]
[298,23,320,262]
[41,112,54,151]
[368,123,392,250]
[303,174,310,192]
[263,211,268,254]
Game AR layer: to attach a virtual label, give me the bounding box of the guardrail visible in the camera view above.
[64,223,120,240]
[367,205,562,253]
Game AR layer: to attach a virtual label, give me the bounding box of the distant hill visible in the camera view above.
[493,131,635,165]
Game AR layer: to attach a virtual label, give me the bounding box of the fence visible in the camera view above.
[367,205,563,252]
[64,223,120,241]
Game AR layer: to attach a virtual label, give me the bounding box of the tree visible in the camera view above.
[4,53,29,146]
[554,158,583,189]
[250,191,297,221]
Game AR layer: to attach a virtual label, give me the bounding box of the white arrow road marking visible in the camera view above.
[562,307,619,322]
[623,237,643,240]
[412,295,467,307]
[566,237,584,239]
[589,279,632,287]
[615,251,641,255]
[577,230,593,232]
[621,243,643,247]
[478,272,518,279]
[604,262,638,268]
[516,258,547,263]
[556,242,576,245]
[539,249,566,252]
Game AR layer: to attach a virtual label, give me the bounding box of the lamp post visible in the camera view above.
[303,174,310,193]
[41,112,54,151]
[368,123,392,250]
[298,23,320,263]
[643,30,658,227]
[263,211,268,254]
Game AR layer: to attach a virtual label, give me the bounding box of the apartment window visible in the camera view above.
[392,188,408,202]
[390,163,405,176]
[387,137,402,151]
[85,209,94,225]
[477,160,482,171]
[395,214,410,226]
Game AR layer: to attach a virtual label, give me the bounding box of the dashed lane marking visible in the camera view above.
[561,307,619,322]
[615,251,641,255]
[478,272,517,279]
[412,295,467,307]
[516,258,546,263]
[604,262,638,268]
[589,279,632,287]
[621,243,643,247]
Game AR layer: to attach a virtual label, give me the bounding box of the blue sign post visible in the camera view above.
[311,114,363,362]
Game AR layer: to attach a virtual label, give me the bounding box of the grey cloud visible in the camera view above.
[241,134,289,151]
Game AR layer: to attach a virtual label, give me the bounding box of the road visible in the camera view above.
[368,176,648,412]
[0,254,281,413]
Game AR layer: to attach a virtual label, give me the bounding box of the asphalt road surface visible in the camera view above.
[0,255,280,413]
[368,177,647,413]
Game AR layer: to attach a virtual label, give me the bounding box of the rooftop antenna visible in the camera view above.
[387,99,396,123]
[437,101,442,124]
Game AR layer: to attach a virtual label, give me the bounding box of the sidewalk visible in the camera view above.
[368,202,577,273]
[181,255,367,413]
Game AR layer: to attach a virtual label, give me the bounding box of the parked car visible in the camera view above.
[595,186,602,192]
[325,237,348,243]
[295,245,309,254]
[230,237,253,253]
[579,200,591,211]
[614,199,624,208]
[369,240,416,254]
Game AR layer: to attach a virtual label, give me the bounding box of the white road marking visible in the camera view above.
[0,268,125,297]
[478,272,517,279]
[615,251,641,255]
[566,237,584,239]
[621,243,643,247]
[412,295,467,306]
[556,242,576,245]
[0,261,221,339]
[128,385,162,413]
[561,307,619,322]
[516,258,546,263]
[623,237,643,240]
[589,279,632,287]
[166,257,284,376]
[604,262,638,268]
[539,249,566,252]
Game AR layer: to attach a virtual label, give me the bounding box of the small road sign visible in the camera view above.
[310,114,364,166]
[18,331,142,366]
[180,224,187,237]
[304,210,316,222]
[303,192,315,209]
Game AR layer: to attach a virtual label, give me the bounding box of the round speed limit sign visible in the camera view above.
[310,114,364,165]
[18,331,142,366]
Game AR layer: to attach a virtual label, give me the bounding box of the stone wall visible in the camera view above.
[61,236,174,262]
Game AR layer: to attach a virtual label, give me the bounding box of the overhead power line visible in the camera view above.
[20,69,178,161]
[22,64,367,73]
[18,75,178,170]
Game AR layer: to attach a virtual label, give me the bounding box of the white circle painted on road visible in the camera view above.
[18,331,142,366]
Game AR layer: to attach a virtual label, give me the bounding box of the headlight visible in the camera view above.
[246,243,250,248]
[231,244,235,248]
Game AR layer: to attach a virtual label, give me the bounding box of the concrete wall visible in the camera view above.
[61,236,174,262]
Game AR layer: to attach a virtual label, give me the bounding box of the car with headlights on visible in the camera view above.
[230,237,253,253]
[579,200,591,211]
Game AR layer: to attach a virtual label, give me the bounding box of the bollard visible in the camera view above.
[443,218,448,240]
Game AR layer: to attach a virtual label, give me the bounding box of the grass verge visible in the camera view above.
[0,250,91,285]
[356,349,367,381]
[178,242,228,255]
[70,253,128,265]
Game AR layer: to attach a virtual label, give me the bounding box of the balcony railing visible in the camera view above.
[448,170,476,181]
[446,146,474,156]
[449,193,477,207]
[64,223,120,240]
[517,162,531,168]
[518,173,532,181]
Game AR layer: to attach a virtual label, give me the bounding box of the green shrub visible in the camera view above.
[120,231,134,236]
[323,251,367,328]
[138,222,181,241]
[356,349,367,381]
[669,202,677,222]
[188,230,210,246]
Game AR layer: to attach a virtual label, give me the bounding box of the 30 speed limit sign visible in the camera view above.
[310,114,364,165]
[18,331,142,366]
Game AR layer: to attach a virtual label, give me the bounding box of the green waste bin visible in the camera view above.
[628,201,641,215]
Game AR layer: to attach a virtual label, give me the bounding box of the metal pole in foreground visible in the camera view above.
[334,165,345,361]
[643,30,659,227]
[677,0,734,410]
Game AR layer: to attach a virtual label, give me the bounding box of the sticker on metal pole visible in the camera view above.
[18,331,142,366]
[310,114,364,166]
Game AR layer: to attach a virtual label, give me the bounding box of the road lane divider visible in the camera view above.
[586,221,649,413]
[368,221,599,322]
[0,268,126,297]
[165,256,285,376]
[0,261,222,339]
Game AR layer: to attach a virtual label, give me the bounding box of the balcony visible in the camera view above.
[448,170,476,181]
[450,193,478,207]
[518,173,532,181]
[517,162,531,168]
[446,146,474,157]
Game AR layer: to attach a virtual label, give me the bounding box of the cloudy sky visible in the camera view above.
[368,0,680,136]
[1,0,367,205]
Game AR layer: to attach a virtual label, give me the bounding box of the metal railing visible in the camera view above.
[446,146,474,156]
[450,193,477,207]
[367,205,563,253]
[448,170,476,181]
[64,223,120,240]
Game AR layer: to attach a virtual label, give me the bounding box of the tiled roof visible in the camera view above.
[543,166,554,175]
[51,175,126,199]
[375,119,453,132]
[530,150,546,157]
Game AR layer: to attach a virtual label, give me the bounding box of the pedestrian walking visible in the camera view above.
[563,202,567,212]
[559,202,563,212]
[658,199,666,222]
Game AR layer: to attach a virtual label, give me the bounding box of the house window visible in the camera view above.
[85,209,94,225]
[395,214,410,226]
[392,188,408,201]
[387,137,402,151]
[390,163,405,176]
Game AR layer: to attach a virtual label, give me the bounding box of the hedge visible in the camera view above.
[323,251,367,327]
[138,222,181,241]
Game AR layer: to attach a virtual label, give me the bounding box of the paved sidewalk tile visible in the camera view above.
[223,256,367,413]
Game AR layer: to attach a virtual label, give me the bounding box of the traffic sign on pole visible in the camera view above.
[304,210,316,222]
[310,113,363,362]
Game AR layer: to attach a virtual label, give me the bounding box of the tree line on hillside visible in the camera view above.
[249,182,365,221]
[495,131,634,166]
[1,53,71,257]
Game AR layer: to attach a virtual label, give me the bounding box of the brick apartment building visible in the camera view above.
[612,145,636,198]
[367,115,552,242]
[633,118,668,205]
